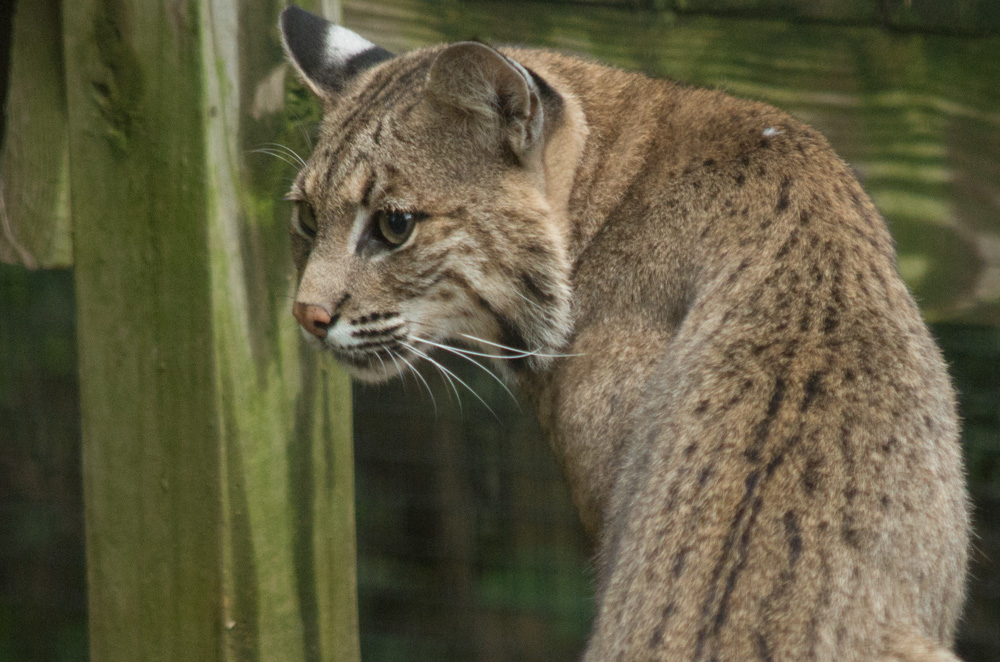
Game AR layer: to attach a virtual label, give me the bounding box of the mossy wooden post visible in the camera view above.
[0,0,71,268]
[61,0,359,659]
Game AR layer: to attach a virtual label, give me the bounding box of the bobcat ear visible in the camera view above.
[279,6,393,97]
[426,42,545,161]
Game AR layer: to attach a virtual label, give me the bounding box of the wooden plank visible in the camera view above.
[204,0,360,656]
[64,0,223,656]
[0,0,72,268]
[664,0,876,23]
[64,0,358,659]
[522,0,1000,35]
[882,0,1000,36]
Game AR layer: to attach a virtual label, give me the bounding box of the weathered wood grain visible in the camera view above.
[0,1,72,268]
[61,0,358,659]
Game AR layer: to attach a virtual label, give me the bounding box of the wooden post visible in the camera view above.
[0,0,72,268]
[60,0,358,659]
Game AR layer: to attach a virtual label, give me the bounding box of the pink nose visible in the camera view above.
[293,302,333,339]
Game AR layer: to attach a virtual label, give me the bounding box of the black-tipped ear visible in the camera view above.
[426,42,546,161]
[279,6,393,97]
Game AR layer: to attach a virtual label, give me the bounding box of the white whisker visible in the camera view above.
[458,333,583,359]
[297,122,314,150]
[404,319,583,359]
[512,288,546,311]
[371,349,389,377]
[417,342,504,360]
[386,348,410,394]
[286,108,315,150]
[258,142,308,168]
[411,335,519,408]
[385,348,403,373]
[248,146,297,163]
[248,148,301,170]
[404,340,463,413]
[397,351,437,417]
[402,341,498,421]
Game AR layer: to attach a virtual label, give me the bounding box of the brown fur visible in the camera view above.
[280,12,969,660]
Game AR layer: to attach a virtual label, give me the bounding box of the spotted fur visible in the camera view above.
[280,8,969,660]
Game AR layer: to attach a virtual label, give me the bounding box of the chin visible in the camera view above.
[330,348,411,384]
[341,362,400,384]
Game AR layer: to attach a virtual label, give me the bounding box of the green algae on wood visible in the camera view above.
[65,0,220,656]
[63,0,358,659]
[0,1,72,268]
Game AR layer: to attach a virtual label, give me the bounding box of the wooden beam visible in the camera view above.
[0,0,72,268]
[63,0,358,659]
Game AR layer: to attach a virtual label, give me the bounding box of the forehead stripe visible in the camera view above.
[324,58,431,186]
[330,57,425,140]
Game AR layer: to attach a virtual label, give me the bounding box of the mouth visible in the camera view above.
[310,316,419,383]
[306,313,533,385]
[328,340,416,382]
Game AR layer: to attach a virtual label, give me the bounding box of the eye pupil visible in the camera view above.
[375,209,418,247]
[388,211,409,236]
[295,202,318,240]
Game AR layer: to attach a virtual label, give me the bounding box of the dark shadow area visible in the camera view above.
[0,265,87,662]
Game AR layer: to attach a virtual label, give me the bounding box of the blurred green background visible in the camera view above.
[2,0,998,660]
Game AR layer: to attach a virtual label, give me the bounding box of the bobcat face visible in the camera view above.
[280,7,572,383]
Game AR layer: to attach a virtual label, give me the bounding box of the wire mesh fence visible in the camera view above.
[353,361,594,662]
[351,324,1000,660]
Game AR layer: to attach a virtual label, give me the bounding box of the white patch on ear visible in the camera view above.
[763,127,784,137]
[324,24,377,67]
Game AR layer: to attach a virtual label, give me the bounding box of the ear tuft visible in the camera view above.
[279,6,393,97]
[426,42,545,160]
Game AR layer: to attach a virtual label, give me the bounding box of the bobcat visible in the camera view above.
[278,6,969,660]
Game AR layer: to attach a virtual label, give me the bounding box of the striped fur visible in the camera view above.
[280,10,968,661]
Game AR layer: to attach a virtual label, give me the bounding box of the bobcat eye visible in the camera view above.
[372,209,418,247]
[293,202,318,241]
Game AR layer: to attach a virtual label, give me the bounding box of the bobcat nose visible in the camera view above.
[293,302,333,339]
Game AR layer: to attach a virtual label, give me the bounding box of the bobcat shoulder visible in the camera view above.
[278,8,969,660]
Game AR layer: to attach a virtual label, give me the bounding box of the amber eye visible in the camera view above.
[294,202,318,240]
[373,209,418,246]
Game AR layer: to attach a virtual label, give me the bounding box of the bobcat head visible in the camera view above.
[279,7,573,383]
